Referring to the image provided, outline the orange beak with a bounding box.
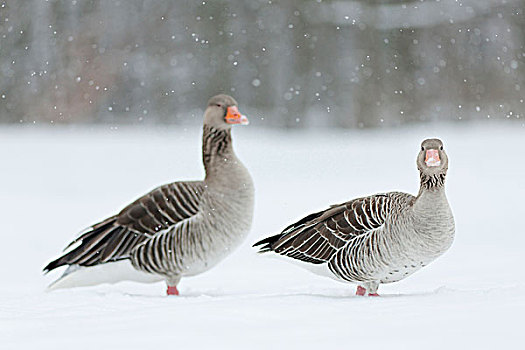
[425,149,441,167]
[225,106,249,125]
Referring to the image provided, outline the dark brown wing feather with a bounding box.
[253,195,391,264]
[43,181,205,272]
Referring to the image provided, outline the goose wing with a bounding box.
[44,181,205,272]
[254,193,403,264]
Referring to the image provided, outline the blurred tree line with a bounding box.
[0,0,523,128]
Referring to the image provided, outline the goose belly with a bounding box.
[328,225,454,284]
[130,218,251,279]
[179,228,248,277]
[376,258,432,283]
[178,198,253,277]
[332,252,442,285]
[374,232,454,283]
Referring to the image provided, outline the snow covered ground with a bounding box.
[1,121,524,349]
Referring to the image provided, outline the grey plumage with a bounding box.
[130,124,254,280]
[44,94,254,294]
[254,138,455,295]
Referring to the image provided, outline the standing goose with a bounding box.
[254,139,454,296]
[44,94,254,295]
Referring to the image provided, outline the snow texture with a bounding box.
[1,122,524,349]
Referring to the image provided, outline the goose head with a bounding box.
[204,94,249,130]
[417,138,449,176]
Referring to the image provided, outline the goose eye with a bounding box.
[440,146,443,150]
[215,104,223,108]
[421,146,424,151]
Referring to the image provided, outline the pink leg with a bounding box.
[356,285,366,296]
[167,285,179,296]
[356,285,380,296]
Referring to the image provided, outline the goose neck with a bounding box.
[417,171,446,196]
[202,125,238,177]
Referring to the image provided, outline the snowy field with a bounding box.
[1,121,524,349]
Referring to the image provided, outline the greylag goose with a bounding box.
[44,94,254,295]
[254,139,454,296]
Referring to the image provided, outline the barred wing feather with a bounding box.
[43,181,205,272]
[254,194,394,264]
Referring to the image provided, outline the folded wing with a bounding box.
[254,194,393,264]
[43,181,205,272]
